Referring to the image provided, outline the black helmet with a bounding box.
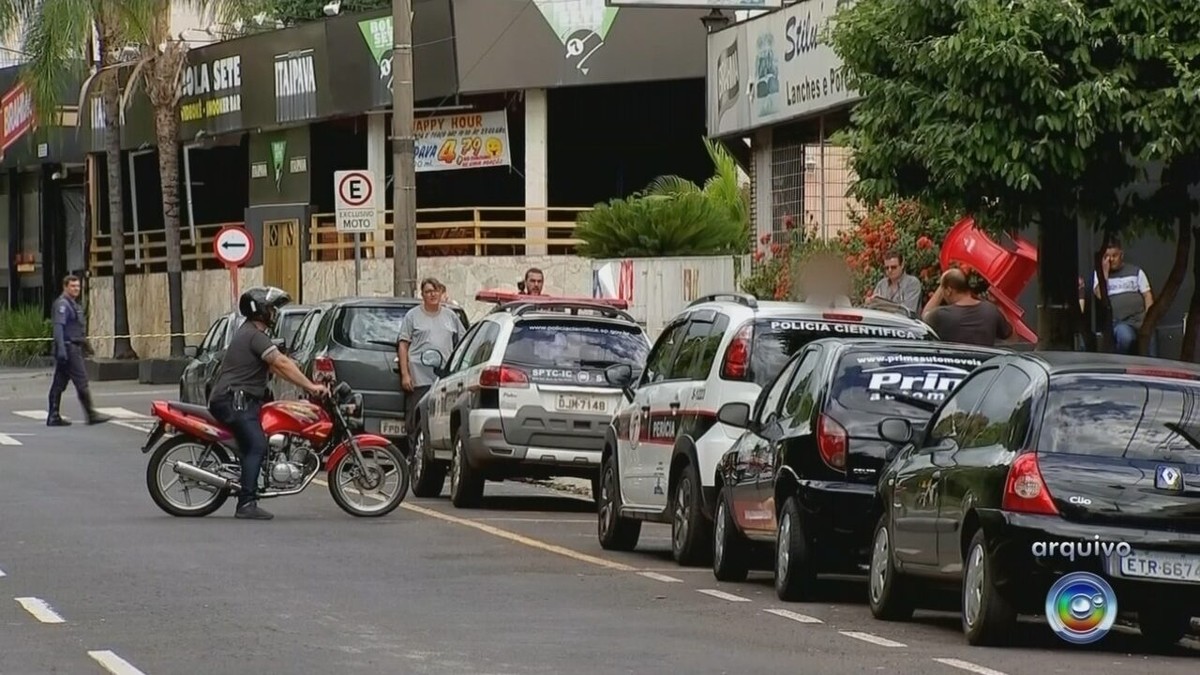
[239,286,291,326]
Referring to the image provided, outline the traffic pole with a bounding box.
[228,264,240,312]
[392,0,418,298]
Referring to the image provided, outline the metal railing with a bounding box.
[87,207,591,276]
[307,207,587,261]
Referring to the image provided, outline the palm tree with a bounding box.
[646,138,751,236]
[13,0,139,359]
[18,1,250,359]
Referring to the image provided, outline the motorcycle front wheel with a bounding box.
[146,436,232,517]
[327,442,410,517]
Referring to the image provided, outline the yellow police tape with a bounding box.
[0,332,209,343]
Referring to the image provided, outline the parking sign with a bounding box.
[334,170,378,233]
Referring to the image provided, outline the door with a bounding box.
[621,319,689,508]
[275,308,322,400]
[673,311,728,442]
[891,367,998,571]
[263,219,302,302]
[758,347,822,529]
[732,352,804,536]
[181,316,228,403]
[430,322,488,449]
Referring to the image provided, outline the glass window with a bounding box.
[503,320,650,369]
[333,305,412,352]
[755,353,805,426]
[641,321,687,385]
[275,310,309,348]
[749,317,934,386]
[1039,375,1200,463]
[463,323,501,370]
[447,323,484,373]
[676,316,730,380]
[200,317,227,353]
[924,367,1000,446]
[831,348,992,417]
[960,367,1033,449]
[781,347,822,421]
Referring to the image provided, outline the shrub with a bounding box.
[575,191,749,259]
[0,306,51,366]
[837,198,958,302]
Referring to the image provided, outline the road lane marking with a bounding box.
[839,631,906,647]
[638,572,683,583]
[764,608,823,623]
[112,421,154,433]
[88,650,148,675]
[474,518,594,523]
[932,658,1009,675]
[0,433,20,445]
[697,589,752,602]
[0,567,6,577]
[15,597,65,624]
[13,407,150,421]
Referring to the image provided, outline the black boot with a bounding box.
[47,396,71,426]
[78,389,111,425]
[235,501,274,520]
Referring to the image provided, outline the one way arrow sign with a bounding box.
[213,225,254,267]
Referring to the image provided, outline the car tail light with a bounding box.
[721,324,753,380]
[823,312,863,322]
[1125,367,1200,380]
[1002,452,1059,515]
[817,414,847,471]
[480,365,529,388]
[313,355,335,383]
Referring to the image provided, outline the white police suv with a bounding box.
[598,293,936,565]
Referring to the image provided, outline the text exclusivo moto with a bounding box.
[140,381,410,517]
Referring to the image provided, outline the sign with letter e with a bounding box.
[334,170,378,233]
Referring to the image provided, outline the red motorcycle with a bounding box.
[140,382,410,518]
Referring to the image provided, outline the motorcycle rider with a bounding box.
[208,286,328,520]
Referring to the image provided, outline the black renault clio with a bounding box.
[870,352,1200,648]
[711,338,1005,600]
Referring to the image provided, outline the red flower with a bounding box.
[770,243,782,256]
[783,214,795,230]
[916,236,933,250]
[760,233,771,245]
[754,250,765,262]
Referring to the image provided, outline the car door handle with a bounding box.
[640,405,651,413]
[932,470,942,478]
[668,400,680,410]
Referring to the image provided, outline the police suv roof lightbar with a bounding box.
[474,289,630,310]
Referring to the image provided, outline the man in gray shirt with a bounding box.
[872,251,923,313]
[1092,242,1154,355]
[923,269,1013,346]
[398,277,466,454]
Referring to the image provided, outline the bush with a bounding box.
[575,191,749,259]
[0,306,51,366]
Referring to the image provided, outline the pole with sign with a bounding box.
[213,225,254,311]
[334,169,378,296]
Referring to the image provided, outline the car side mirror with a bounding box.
[419,349,445,368]
[717,401,752,430]
[605,363,636,401]
[183,345,199,359]
[878,418,913,445]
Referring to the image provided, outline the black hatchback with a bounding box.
[711,338,1005,600]
[869,352,1200,648]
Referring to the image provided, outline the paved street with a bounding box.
[1,374,1197,674]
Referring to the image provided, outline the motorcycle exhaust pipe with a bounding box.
[173,461,237,491]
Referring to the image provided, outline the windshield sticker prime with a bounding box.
[855,354,985,367]
[771,321,920,338]
[862,363,978,401]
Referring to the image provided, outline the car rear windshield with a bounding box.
[333,306,412,352]
[831,349,990,417]
[504,320,649,368]
[750,318,933,386]
[1039,375,1200,463]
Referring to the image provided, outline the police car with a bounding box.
[598,293,937,565]
[409,291,651,508]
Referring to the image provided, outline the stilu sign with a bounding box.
[274,49,318,123]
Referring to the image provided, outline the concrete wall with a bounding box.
[84,256,592,358]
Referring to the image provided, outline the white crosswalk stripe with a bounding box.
[11,407,156,434]
[13,407,152,422]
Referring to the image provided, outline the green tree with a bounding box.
[646,138,750,234]
[231,0,388,27]
[830,0,1137,349]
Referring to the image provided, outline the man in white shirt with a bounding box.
[1092,242,1154,355]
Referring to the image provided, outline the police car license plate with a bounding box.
[556,395,606,413]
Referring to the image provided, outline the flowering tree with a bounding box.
[741,198,964,305]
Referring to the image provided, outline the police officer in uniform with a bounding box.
[208,286,328,520]
[47,274,111,426]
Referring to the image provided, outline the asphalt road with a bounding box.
[1,372,1197,674]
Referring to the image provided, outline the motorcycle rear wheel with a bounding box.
[327,442,410,517]
[146,436,231,517]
